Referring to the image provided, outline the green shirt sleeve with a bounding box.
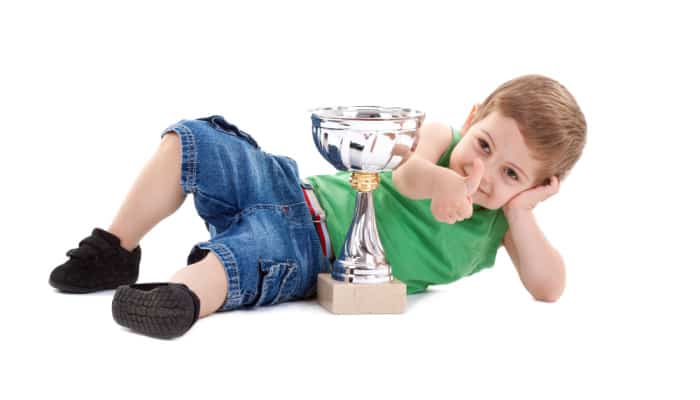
[436,126,462,167]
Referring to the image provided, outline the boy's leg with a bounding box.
[169,251,228,318]
[111,251,227,338]
[108,132,186,251]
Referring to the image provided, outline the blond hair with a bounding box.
[471,74,587,185]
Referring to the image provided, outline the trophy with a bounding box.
[310,106,425,314]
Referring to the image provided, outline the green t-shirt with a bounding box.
[304,126,509,294]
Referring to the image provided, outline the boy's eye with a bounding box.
[478,139,490,154]
[505,168,519,181]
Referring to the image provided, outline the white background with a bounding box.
[2,0,698,399]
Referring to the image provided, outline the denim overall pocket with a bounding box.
[253,258,301,306]
[197,115,260,149]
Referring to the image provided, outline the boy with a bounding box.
[49,74,586,339]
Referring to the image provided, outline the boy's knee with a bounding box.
[160,131,183,160]
[161,131,182,147]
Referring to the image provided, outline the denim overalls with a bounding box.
[161,115,331,312]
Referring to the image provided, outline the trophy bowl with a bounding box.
[310,106,425,284]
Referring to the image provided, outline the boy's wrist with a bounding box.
[503,205,533,222]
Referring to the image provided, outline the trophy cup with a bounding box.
[310,106,425,314]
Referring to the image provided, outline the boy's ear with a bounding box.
[460,103,480,136]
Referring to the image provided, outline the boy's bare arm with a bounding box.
[502,208,566,302]
[392,122,453,200]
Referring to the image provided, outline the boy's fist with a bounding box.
[430,159,484,224]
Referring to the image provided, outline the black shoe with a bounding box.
[112,283,201,339]
[49,228,141,293]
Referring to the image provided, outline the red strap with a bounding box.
[302,188,329,258]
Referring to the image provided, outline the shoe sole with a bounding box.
[49,277,132,293]
[112,285,196,339]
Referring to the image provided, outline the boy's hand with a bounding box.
[503,176,560,214]
[430,159,484,224]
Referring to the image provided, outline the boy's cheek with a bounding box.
[491,193,515,210]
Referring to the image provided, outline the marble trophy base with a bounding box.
[317,273,406,314]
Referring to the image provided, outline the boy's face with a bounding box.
[449,109,543,210]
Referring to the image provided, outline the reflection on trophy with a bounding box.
[310,106,425,314]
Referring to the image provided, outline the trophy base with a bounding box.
[317,273,406,314]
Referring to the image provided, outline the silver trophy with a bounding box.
[311,106,425,286]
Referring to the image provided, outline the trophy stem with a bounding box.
[333,172,392,283]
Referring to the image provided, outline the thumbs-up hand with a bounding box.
[430,159,484,224]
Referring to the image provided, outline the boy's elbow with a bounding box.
[532,285,564,303]
[530,265,566,303]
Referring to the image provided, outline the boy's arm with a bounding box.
[392,121,453,199]
[501,208,566,302]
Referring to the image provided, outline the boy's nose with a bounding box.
[478,166,492,193]
[465,162,491,192]
[479,176,491,193]
[480,158,495,187]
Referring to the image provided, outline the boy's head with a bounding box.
[449,74,587,210]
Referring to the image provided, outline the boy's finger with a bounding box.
[464,159,484,195]
[464,195,474,218]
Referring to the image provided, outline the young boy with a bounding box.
[49,74,586,339]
